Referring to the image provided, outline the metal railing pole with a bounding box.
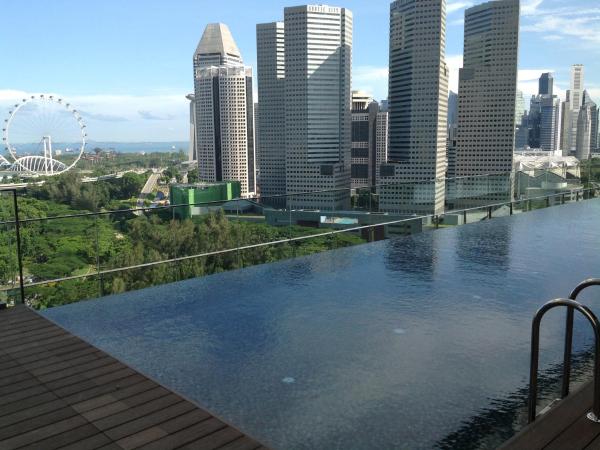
[12,190,25,305]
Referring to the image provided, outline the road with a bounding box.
[134,170,162,215]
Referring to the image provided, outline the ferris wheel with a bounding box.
[2,94,87,176]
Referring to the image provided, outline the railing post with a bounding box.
[12,190,26,305]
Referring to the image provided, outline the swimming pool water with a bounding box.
[43,200,600,449]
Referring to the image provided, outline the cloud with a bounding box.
[80,110,129,122]
[447,54,463,94]
[0,89,189,141]
[521,0,544,15]
[521,4,600,48]
[138,110,176,121]
[447,1,473,14]
[352,66,389,100]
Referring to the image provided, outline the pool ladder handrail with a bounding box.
[527,279,600,424]
[528,298,600,423]
[562,279,600,398]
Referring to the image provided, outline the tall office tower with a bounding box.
[561,92,571,155]
[528,95,542,148]
[515,113,530,149]
[256,22,286,206]
[350,91,389,189]
[539,72,554,96]
[562,64,585,155]
[576,105,592,161]
[583,91,598,153]
[448,91,458,130]
[379,0,449,215]
[539,96,561,152]
[193,23,256,196]
[515,90,525,126]
[283,5,352,210]
[186,94,197,162]
[454,0,519,207]
[528,73,560,152]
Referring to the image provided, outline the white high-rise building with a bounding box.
[256,22,286,206]
[562,64,585,156]
[379,0,449,215]
[576,105,592,161]
[283,5,352,211]
[186,94,197,162]
[193,23,256,196]
[454,0,520,207]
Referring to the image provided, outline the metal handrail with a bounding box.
[0,186,593,227]
[528,298,600,424]
[0,187,596,303]
[562,279,600,397]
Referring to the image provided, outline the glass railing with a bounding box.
[0,169,596,309]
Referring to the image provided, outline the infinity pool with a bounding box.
[43,199,600,449]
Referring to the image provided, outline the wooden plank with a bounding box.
[17,423,104,450]
[0,307,268,450]
[0,414,90,449]
[181,426,243,450]
[0,398,69,430]
[70,379,156,413]
[543,413,600,450]
[216,436,262,450]
[81,386,170,422]
[61,373,147,405]
[102,400,197,441]
[137,417,227,450]
[500,382,593,450]
[93,394,183,431]
[45,432,114,450]
[0,405,78,441]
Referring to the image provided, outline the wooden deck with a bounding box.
[500,381,600,449]
[0,305,268,450]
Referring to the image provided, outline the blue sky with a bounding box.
[1,0,599,142]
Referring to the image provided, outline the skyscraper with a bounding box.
[193,23,256,196]
[576,105,592,161]
[539,95,561,152]
[350,91,388,189]
[256,22,286,205]
[454,0,520,206]
[283,5,352,210]
[379,0,449,215]
[583,90,598,153]
[527,73,560,152]
[539,72,554,96]
[561,64,584,155]
[186,94,197,162]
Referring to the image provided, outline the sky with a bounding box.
[1,0,599,142]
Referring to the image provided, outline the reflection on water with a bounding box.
[43,200,600,450]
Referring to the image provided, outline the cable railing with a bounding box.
[0,169,596,309]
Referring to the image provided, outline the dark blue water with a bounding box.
[43,200,600,449]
